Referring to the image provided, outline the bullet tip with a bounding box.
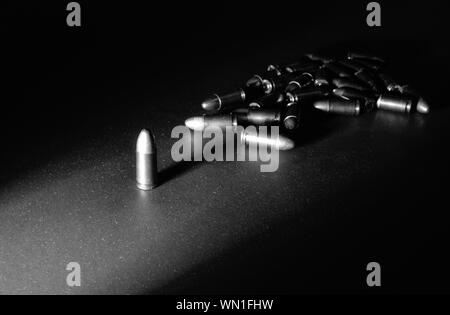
[416,98,430,114]
[313,100,329,112]
[278,136,295,151]
[136,129,155,154]
[185,116,205,131]
[201,95,221,111]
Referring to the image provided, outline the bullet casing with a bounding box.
[286,85,329,103]
[355,69,384,93]
[245,109,281,125]
[351,58,384,71]
[338,59,367,72]
[314,67,332,87]
[285,60,322,74]
[325,61,355,77]
[249,93,284,108]
[378,73,401,91]
[376,94,413,114]
[314,99,361,116]
[241,129,295,151]
[136,129,158,190]
[305,53,334,63]
[283,73,314,94]
[283,102,301,130]
[332,77,369,91]
[347,52,386,64]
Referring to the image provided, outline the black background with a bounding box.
[1,1,450,294]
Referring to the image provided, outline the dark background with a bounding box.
[0,1,449,294]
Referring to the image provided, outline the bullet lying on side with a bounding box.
[241,129,295,151]
[185,109,281,131]
[313,98,362,116]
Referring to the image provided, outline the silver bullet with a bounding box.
[241,129,295,151]
[136,129,158,190]
[376,94,413,114]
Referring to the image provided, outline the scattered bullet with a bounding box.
[241,129,295,151]
[325,61,355,77]
[348,52,386,64]
[332,77,370,91]
[332,87,373,100]
[284,73,315,94]
[416,98,431,114]
[185,114,238,131]
[249,93,284,108]
[351,58,384,71]
[378,73,401,92]
[305,53,334,63]
[397,85,431,114]
[314,99,362,116]
[355,69,384,93]
[136,129,158,191]
[202,85,264,112]
[283,102,301,130]
[286,86,329,104]
[185,109,281,131]
[376,94,413,114]
[338,59,367,72]
[314,67,333,87]
[246,75,265,88]
[285,60,322,74]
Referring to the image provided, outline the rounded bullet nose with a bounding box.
[313,100,329,112]
[284,117,298,130]
[416,98,430,114]
[201,95,221,111]
[185,117,205,131]
[278,136,295,151]
[137,129,155,154]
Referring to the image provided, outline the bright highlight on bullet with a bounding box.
[242,130,294,151]
[185,117,205,131]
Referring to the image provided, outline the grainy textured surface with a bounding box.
[1,2,449,294]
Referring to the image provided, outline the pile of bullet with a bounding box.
[185,52,430,150]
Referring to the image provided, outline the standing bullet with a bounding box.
[313,99,362,116]
[136,129,158,190]
[376,94,413,114]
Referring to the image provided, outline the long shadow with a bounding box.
[158,161,203,186]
